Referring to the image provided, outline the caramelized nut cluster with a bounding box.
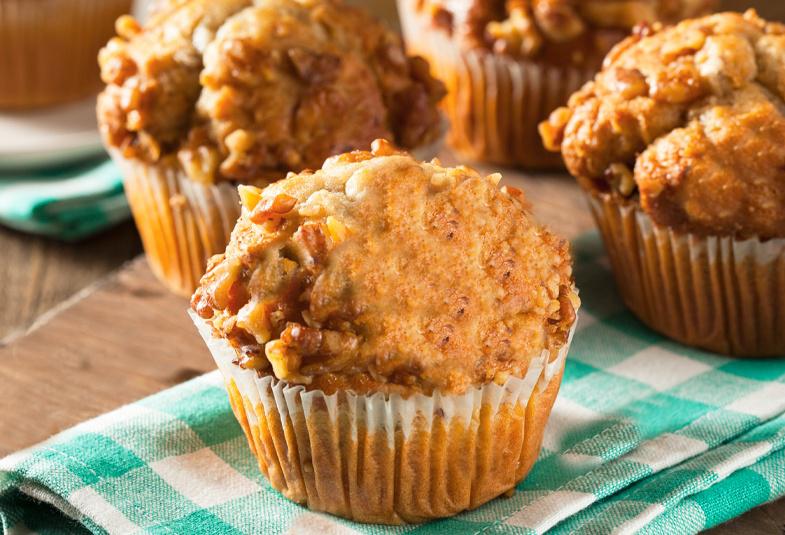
[192,140,578,395]
[541,10,785,239]
[98,0,445,184]
[418,0,714,63]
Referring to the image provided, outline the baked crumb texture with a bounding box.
[415,0,714,64]
[542,10,785,239]
[97,0,445,184]
[191,140,578,395]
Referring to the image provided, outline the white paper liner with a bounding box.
[189,310,576,523]
[588,193,785,357]
[111,150,240,296]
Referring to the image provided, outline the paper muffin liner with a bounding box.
[190,310,576,524]
[588,192,785,357]
[0,0,131,108]
[112,136,445,296]
[397,0,596,169]
[111,151,240,297]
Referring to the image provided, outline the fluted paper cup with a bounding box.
[190,310,576,524]
[0,0,131,108]
[588,192,785,357]
[397,0,595,169]
[111,152,241,297]
[111,133,445,296]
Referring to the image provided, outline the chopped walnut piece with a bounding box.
[415,0,714,62]
[249,194,298,224]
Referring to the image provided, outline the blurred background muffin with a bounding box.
[0,0,132,109]
[190,140,579,523]
[541,10,785,357]
[97,0,446,296]
[397,0,716,169]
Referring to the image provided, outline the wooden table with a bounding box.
[1,0,783,532]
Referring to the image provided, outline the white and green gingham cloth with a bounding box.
[0,159,129,241]
[2,233,785,534]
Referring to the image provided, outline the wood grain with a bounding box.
[0,222,141,343]
[0,256,209,455]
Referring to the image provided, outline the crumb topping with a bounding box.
[191,140,578,395]
[98,0,445,184]
[414,0,714,64]
[541,10,785,239]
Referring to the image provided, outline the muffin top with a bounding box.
[191,140,578,396]
[98,0,445,184]
[541,10,785,239]
[414,0,714,64]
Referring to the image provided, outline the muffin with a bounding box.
[97,0,446,296]
[541,10,785,357]
[0,0,132,108]
[189,140,579,523]
[397,0,716,169]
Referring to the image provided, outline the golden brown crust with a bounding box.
[414,0,715,64]
[192,140,578,395]
[542,10,785,239]
[97,0,445,184]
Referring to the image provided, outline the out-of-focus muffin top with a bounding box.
[413,0,715,64]
[98,0,445,184]
[541,10,785,239]
[191,140,578,396]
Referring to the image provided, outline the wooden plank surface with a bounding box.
[0,222,141,343]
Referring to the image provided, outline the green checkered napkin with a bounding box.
[2,233,785,534]
[0,159,129,241]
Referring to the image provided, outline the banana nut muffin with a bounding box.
[98,0,445,183]
[189,140,579,522]
[192,139,578,395]
[541,10,785,240]
[98,0,446,296]
[397,0,715,169]
[541,10,785,357]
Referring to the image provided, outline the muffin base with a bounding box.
[589,192,785,357]
[113,153,240,296]
[397,0,595,170]
[191,311,575,524]
[113,136,445,297]
[0,0,132,108]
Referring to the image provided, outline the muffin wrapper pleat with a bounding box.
[111,152,240,297]
[0,0,132,108]
[111,137,445,296]
[588,193,785,357]
[397,0,595,169]
[190,310,575,524]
